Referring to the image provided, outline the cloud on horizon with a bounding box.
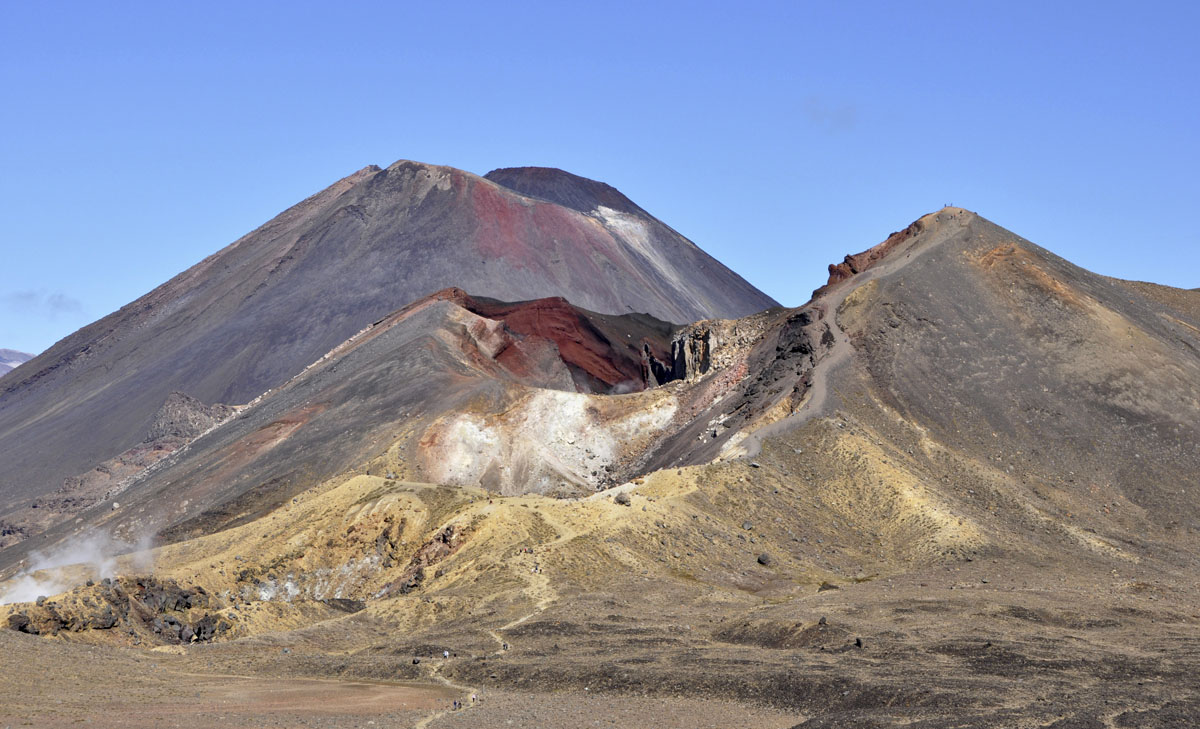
[2,290,86,320]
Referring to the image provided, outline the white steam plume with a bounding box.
[0,531,155,605]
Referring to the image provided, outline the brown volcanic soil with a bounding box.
[0,631,456,728]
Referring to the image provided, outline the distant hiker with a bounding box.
[443,649,450,659]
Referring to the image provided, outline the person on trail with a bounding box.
[443,650,450,659]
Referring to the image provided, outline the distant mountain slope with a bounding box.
[0,161,776,505]
[0,350,32,376]
[482,165,775,321]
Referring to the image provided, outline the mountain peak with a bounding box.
[816,207,980,296]
[483,166,644,216]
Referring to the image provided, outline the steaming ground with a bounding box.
[0,531,154,605]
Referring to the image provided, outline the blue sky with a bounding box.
[2,1,1197,355]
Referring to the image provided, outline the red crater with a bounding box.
[421,288,678,394]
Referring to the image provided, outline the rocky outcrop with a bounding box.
[818,217,926,295]
[145,392,237,442]
[378,524,469,598]
[671,328,712,381]
[668,312,780,383]
[2,576,232,644]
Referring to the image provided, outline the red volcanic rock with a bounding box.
[419,288,677,393]
[817,218,925,295]
[469,297,663,393]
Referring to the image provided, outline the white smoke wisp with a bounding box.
[0,531,156,605]
[609,380,642,395]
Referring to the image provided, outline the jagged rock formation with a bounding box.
[818,218,921,295]
[0,161,777,507]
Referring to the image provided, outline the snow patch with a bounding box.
[592,205,702,312]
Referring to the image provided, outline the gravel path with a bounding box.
[425,689,801,729]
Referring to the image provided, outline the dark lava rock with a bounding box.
[6,575,232,646]
[90,608,117,630]
[133,577,208,612]
[615,492,632,506]
[818,582,839,592]
[145,392,236,442]
[757,553,773,566]
[193,614,230,642]
[7,613,35,634]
